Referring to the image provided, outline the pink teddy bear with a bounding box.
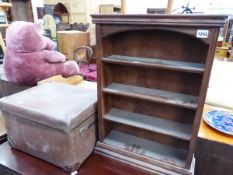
[3,21,79,85]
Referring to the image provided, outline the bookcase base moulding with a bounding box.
[91,14,227,175]
[95,142,195,175]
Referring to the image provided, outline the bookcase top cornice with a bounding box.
[91,14,227,27]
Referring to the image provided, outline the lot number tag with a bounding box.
[196,30,209,38]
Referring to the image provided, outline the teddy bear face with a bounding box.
[6,21,48,52]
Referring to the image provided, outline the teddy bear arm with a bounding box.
[42,50,66,63]
[44,37,56,50]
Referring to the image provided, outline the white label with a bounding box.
[196,30,209,38]
[70,171,78,175]
[132,61,140,64]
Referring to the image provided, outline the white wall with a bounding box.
[124,0,233,15]
[205,0,233,14]
[125,0,167,14]
[31,0,233,23]
[172,0,233,14]
[30,0,233,45]
[100,0,120,5]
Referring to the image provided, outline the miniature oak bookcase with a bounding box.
[91,14,227,175]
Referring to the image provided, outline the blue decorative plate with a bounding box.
[204,110,233,136]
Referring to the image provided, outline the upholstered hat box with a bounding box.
[0,82,97,173]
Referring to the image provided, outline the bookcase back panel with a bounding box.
[104,94,196,124]
[103,63,203,96]
[102,30,209,63]
[107,121,190,149]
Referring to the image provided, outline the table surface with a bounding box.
[198,104,233,145]
[0,142,149,175]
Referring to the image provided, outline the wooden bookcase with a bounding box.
[91,15,227,174]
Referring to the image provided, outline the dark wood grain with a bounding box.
[79,152,154,175]
[10,0,34,22]
[185,28,220,168]
[0,164,21,175]
[103,83,198,109]
[95,24,107,142]
[93,14,226,174]
[0,134,7,144]
[112,122,190,150]
[0,80,31,98]
[0,142,68,175]
[104,62,203,96]
[195,137,233,175]
[102,55,205,73]
[0,142,151,175]
[0,80,31,143]
[91,14,227,27]
[103,130,187,167]
[106,94,196,124]
[102,30,208,64]
[104,108,192,141]
[96,142,193,175]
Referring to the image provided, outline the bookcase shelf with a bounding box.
[104,108,192,141]
[103,83,198,110]
[102,55,205,74]
[103,130,187,167]
[92,14,226,175]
